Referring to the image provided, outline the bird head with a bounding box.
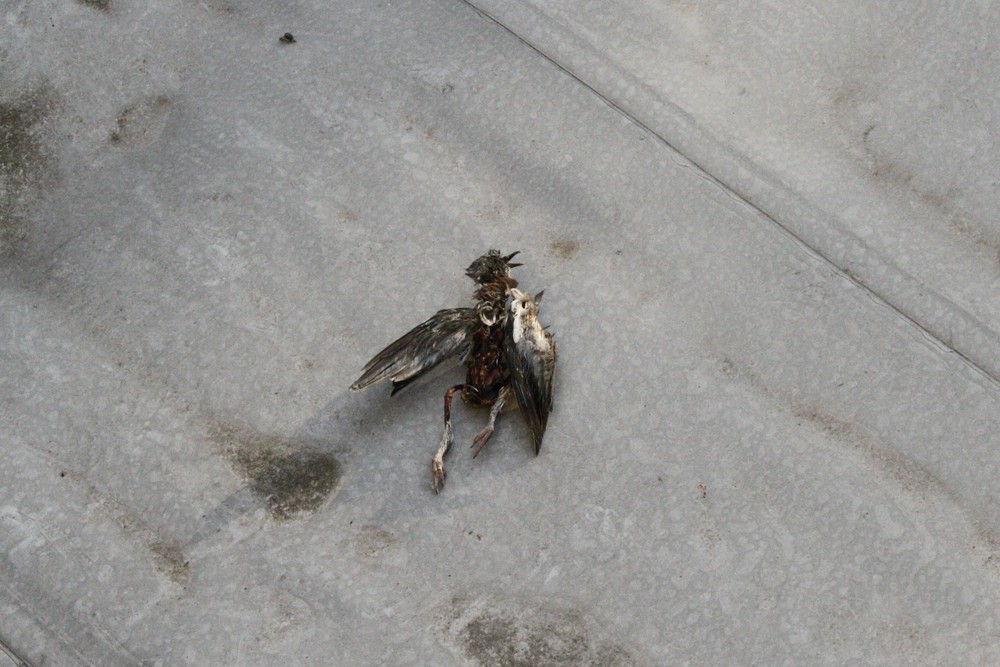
[465,249,522,284]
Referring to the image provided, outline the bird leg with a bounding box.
[432,384,466,493]
[471,385,509,458]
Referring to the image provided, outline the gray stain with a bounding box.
[451,599,634,667]
[76,0,110,10]
[212,422,342,520]
[0,90,52,256]
[110,95,171,149]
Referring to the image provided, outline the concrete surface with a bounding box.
[2,0,1000,664]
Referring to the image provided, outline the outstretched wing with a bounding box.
[350,308,479,394]
[505,321,556,455]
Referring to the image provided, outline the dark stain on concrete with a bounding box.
[714,353,769,396]
[212,422,341,520]
[110,95,171,149]
[0,89,53,256]
[449,598,634,667]
[919,189,1000,263]
[969,520,1000,572]
[149,539,190,584]
[187,0,236,14]
[711,349,948,500]
[791,404,857,442]
[78,475,191,586]
[791,402,947,498]
[712,349,1000,574]
[76,0,110,10]
[859,112,1000,261]
[859,121,913,189]
[548,238,580,261]
[351,525,397,562]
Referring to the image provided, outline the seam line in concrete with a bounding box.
[457,0,1000,390]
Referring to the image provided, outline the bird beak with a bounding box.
[505,251,521,265]
[534,290,544,303]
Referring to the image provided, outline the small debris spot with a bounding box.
[76,0,110,10]
[279,33,296,44]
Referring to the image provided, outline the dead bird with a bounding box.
[350,250,556,492]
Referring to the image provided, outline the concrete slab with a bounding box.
[2,0,999,664]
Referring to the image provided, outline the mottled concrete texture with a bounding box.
[2,0,1000,665]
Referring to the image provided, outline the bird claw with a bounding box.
[471,426,494,458]
[431,458,446,494]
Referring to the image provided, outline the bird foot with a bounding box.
[471,426,494,458]
[431,458,446,494]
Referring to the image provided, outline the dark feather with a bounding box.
[505,316,556,455]
[350,308,479,393]
[390,375,420,396]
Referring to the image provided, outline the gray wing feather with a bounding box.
[350,308,478,393]
[505,323,556,455]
